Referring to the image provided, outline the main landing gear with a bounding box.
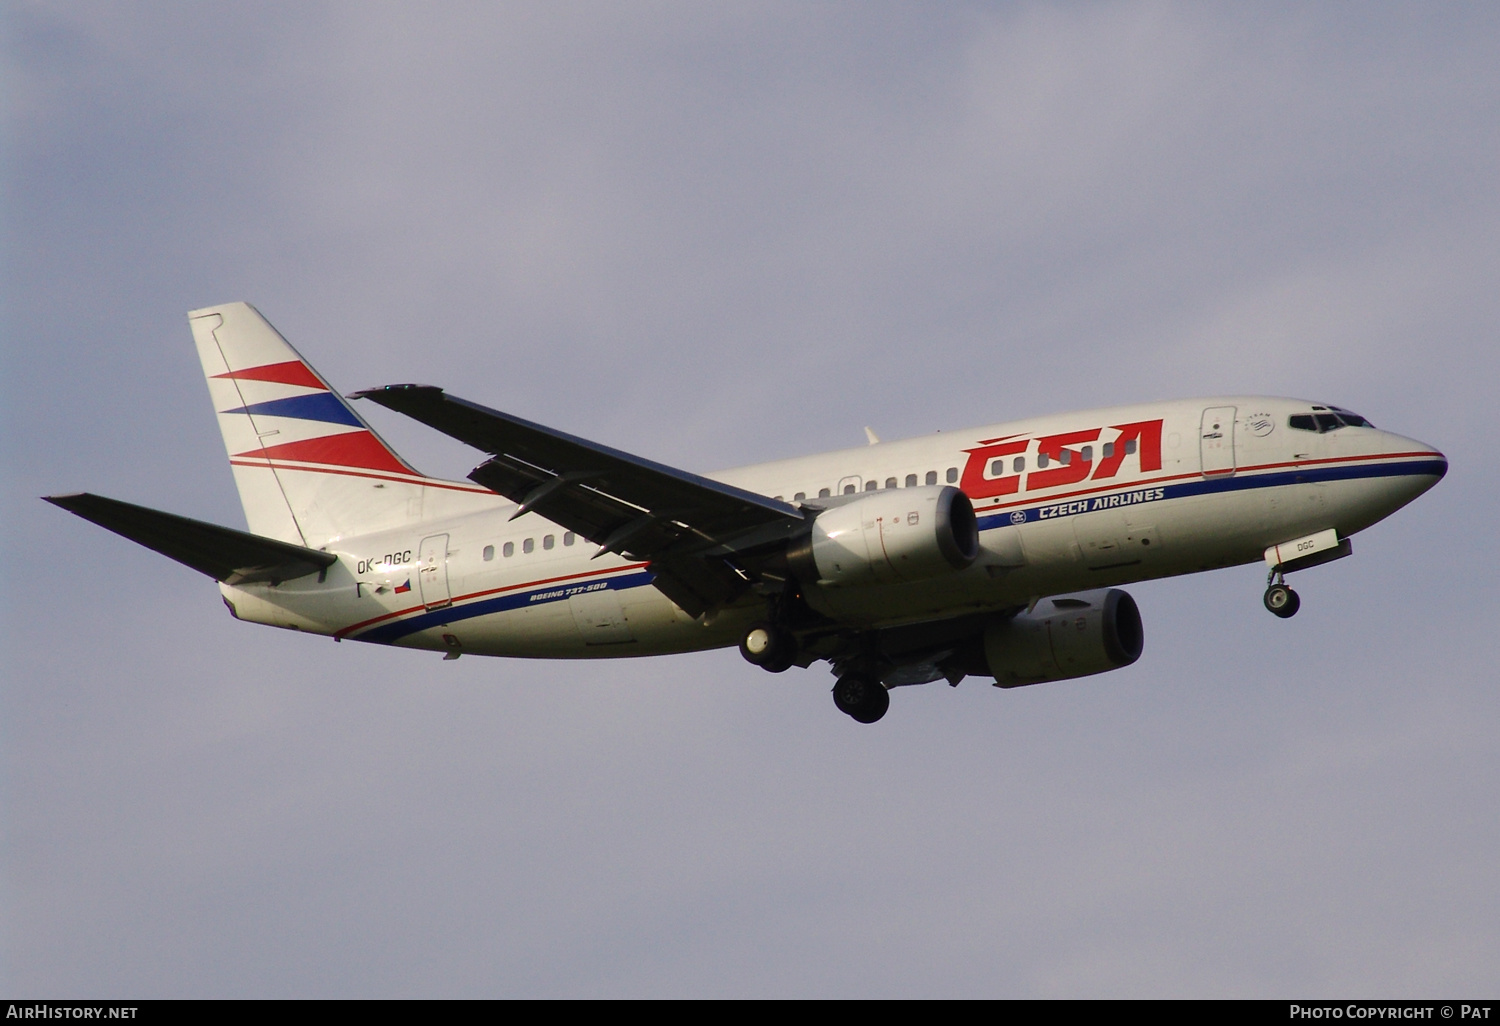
[739,618,890,724]
[739,621,797,674]
[832,673,890,724]
[1263,568,1300,619]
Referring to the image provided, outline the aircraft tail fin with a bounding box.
[189,302,493,545]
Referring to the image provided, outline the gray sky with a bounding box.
[4,2,1497,997]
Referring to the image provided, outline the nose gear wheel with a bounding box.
[1263,568,1300,618]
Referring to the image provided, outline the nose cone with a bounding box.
[1378,430,1447,509]
[1393,432,1447,482]
[1304,421,1445,537]
[1430,449,1449,482]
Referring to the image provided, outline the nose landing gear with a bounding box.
[1263,568,1300,618]
[832,673,890,724]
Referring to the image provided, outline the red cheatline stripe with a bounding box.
[232,431,413,474]
[213,360,325,389]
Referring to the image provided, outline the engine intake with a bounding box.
[985,588,1143,687]
[788,485,979,587]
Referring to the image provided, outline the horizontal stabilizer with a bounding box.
[45,493,337,585]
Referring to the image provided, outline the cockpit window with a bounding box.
[1290,409,1375,433]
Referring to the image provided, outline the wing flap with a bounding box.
[45,493,337,585]
[647,556,751,619]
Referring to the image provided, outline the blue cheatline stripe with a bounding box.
[974,459,1447,531]
[221,392,363,427]
[353,569,657,645]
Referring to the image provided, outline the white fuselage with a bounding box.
[219,396,1445,659]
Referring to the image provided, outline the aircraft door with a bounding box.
[417,534,452,610]
[1200,406,1237,478]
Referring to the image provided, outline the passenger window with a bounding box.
[819,488,831,498]
[1081,446,1092,463]
[794,491,806,501]
[844,483,857,495]
[885,477,897,489]
[865,480,878,491]
[1013,457,1024,473]
[503,541,514,558]
[523,538,535,554]
[925,471,937,486]
[1037,453,1050,469]
[946,467,958,483]
[483,545,495,561]
[905,474,917,487]
[1102,442,1114,459]
[543,535,555,550]
[1060,450,1072,466]
[564,532,575,546]
[989,460,1004,476]
[1125,439,1137,455]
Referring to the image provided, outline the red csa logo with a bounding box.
[959,419,1163,500]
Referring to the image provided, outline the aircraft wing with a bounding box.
[45,493,337,586]
[350,384,808,616]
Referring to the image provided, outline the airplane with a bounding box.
[46,302,1448,724]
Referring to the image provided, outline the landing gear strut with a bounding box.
[739,621,796,673]
[832,673,890,724]
[1263,568,1300,619]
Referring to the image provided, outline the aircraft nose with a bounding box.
[1398,432,1445,474]
[1386,430,1447,494]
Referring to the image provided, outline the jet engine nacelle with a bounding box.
[985,588,1143,687]
[788,485,979,587]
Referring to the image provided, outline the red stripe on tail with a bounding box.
[233,431,413,474]
[213,360,325,389]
